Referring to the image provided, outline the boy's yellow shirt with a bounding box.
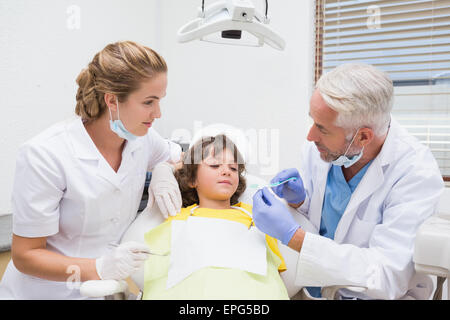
[142,202,289,300]
[166,202,287,272]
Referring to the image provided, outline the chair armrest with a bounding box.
[80,280,128,298]
[321,285,367,300]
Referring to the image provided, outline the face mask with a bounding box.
[331,128,364,168]
[108,98,138,141]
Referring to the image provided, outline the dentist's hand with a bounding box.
[95,242,151,280]
[252,188,301,245]
[270,168,306,205]
[147,162,182,219]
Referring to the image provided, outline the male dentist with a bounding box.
[252,63,445,300]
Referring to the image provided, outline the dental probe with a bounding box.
[248,177,298,189]
[108,243,168,256]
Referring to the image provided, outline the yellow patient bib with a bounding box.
[142,202,289,300]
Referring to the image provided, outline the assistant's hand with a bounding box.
[95,242,151,280]
[252,187,301,245]
[270,168,306,205]
[147,162,182,219]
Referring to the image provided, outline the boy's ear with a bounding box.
[188,180,197,188]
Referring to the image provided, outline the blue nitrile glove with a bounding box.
[270,168,306,204]
[252,187,301,245]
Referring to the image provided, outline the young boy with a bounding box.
[142,135,289,299]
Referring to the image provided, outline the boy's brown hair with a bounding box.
[174,134,246,207]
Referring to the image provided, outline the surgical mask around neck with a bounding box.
[108,98,138,141]
[331,129,364,168]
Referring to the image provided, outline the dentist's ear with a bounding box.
[358,127,374,148]
[104,93,119,112]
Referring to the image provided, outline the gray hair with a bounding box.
[316,63,393,138]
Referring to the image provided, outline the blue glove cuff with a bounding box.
[284,186,306,205]
[281,225,301,245]
[289,191,306,205]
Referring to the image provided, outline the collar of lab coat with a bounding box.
[68,117,142,160]
[67,117,143,188]
[375,115,401,168]
[332,115,401,242]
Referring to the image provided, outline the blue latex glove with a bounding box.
[252,187,301,245]
[270,168,306,204]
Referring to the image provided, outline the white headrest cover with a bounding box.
[189,123,249,162]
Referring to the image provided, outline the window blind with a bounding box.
[315,0,450,179]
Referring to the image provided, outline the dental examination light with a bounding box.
[177,0,285,50]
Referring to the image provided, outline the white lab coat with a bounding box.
[0,117,181,299]
[293,118,444,300]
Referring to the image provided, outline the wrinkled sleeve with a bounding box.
[12,143,65,237]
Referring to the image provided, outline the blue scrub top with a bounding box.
[307,160,373,298]
[319,160,373,239]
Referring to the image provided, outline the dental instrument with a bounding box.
[108,243,168,256]
[249,177,297,189]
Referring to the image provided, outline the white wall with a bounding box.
[0,0,315,215]
[0,0,161,215]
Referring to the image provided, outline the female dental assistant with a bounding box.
[0,41,181,299]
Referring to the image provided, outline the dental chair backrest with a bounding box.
[119,173,307,298]
[437,188,450,216]
[120,173,266,291]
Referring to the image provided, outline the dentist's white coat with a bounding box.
[293,118,444,299]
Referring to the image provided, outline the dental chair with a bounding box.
[80,173,366,300]
[80,175,450,300]
[80,174,275,299]
[413,188,450,300]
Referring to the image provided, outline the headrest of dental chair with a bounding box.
[120,173,267,291]
[121,172,313,298]
[189,123,250,163]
